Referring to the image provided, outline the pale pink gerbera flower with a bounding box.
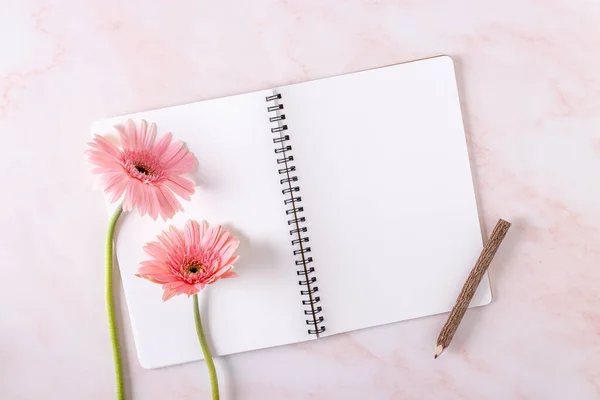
[86,119,196,220]
[137,220,240,301]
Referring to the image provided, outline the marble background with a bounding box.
[1,0,599,399]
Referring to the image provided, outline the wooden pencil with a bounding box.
[434,218,511,359]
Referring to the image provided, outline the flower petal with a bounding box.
[220,270,238,279]
[202,224,221,249]
[143,241,168,261]
[137,120,147,150]
[184,220,201,247]
[221,254,240,270]
[88,134,122,159]
[137,181,149,216]
[162,281,187,290]
[163,227,186,254]
[199,220,207,239]
[182,283,203,297]
[214,232,240,263]
[103,173,129,203]
[163,175,195,201]
[146,184,160,220]
[212,265,235,279]
[122,180,137,211]
[160,141,186,166]
[154,186,174,220]
[157,185,183,219]
[144,122,157,149]
[168,152,196,175]
[137,264,178,283]
[88,157,123,174]
[153,132,172,155]
[162,288,178,301]
[125,119,137,150]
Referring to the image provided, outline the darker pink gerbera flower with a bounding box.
[86,119,196,220]
[137,220,240,301]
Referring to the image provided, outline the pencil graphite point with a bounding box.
[434,345,444,359]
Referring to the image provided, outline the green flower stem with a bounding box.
[106,204,125,400]
[193,294,219,400]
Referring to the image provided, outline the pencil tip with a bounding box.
[434,345,444,359]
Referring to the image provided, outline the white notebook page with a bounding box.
[92,91,311,369]
[278,56,491,336]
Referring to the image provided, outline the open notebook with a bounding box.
[92,55,491,369]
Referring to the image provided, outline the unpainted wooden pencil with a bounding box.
[435,219,511,359]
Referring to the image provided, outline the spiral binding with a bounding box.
[266,92,326,337]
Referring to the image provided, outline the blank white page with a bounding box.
[91,91,311,369]
[277,56,491,336]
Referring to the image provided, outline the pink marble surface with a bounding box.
[1,0,600,399]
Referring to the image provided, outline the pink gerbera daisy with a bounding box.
[137,220,240,301]
[86,119,196,220]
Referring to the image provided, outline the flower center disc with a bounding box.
[187,265,202,274]
[135,165,150,175]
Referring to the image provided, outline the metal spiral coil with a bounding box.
[266,92,326,337]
